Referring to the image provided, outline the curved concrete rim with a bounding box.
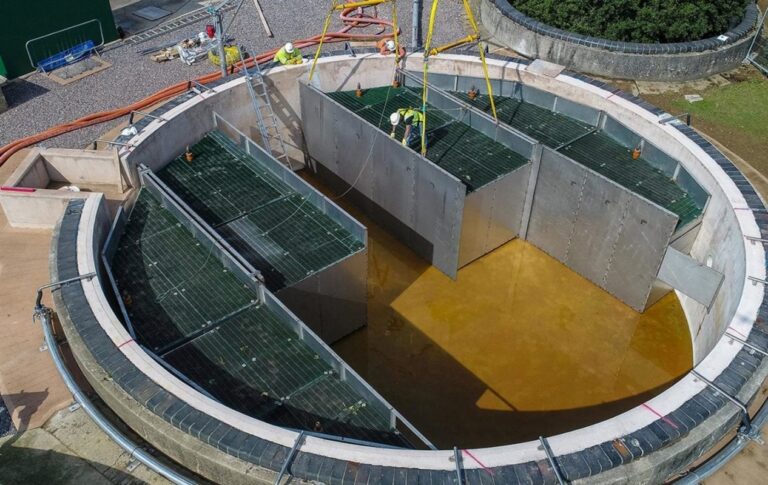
[483,0,759,54]
[67,53,766,472]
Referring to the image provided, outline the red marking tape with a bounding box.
[1,186,36,192]
[117,338,135,349]
[462,449,495,476]
[641,403,679,429]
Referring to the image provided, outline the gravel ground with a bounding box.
[0,0,467,150]
[0,394,15,438]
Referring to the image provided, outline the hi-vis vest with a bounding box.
[398,108,423,125]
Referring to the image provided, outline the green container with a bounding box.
[0,55,7,78]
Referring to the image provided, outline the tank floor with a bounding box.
[301,171,693,448]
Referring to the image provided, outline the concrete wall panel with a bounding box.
[566,172,630,284]
[300,82,466,277]
[605,196,678,310]
[526,149,585,261]
[527,148,677,310]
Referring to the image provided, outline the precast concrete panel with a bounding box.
[565,171,632,284]
[277,250,367,344]
[411,148,467,277]
[605,197,678,310]
[641,142,678,177]
[520,84,557,111]
[553,97,600,126]
[300,82,466,277]
[602,116,642,150]
[526,148,678,310]
[525,148,586,261]
[458,164,530,267]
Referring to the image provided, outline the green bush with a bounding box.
[510,0,750,43]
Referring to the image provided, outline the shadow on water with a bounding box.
[305,169,693,449]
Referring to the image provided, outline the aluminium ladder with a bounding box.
[240,49,292,169]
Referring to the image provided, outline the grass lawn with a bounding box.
[643,67,768,176]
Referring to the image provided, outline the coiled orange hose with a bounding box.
[0,7,399,165]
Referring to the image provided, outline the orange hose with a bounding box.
[0,7,399,165]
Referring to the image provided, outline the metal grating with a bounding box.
[157,131,364,290]
[111,190,407,446]
[113,191,256,351]
[561,133,702,227]
[328,86,529,192]
[453,92,593,147]
[454,91,703,227]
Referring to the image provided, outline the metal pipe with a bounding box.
[412,0,422,50]
[725,332,768,357]
[691,370,752,432]
[213,9,228,78]
[35,273,97,311]
[274,431,305,485]
[539,436,566,485]
[675,392,768,484]
[33,305,196,485]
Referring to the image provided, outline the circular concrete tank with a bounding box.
[51,52,768,484]
[473,0,760,81]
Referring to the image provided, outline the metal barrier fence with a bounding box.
[25,19,104,71]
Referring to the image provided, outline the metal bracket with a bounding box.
[748,276,768,286]
[745,235,768,244]
[93,140,133,150]
[539,436,567,485]
[659,113,692,126]
[274,431,305,485]
[725,332,768,357]
[453,446,463,484]
[129,110,167,125]
[344,42,356,58]
[691,370,754,434]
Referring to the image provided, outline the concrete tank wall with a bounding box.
[474,0,760,81]
[88,53,768,484]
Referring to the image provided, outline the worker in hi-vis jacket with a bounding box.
[274,42,303,65]
[389,107,424,147]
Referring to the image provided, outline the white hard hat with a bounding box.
[385,40,395,51]
[284,42,295,54]
[390,112,401,125]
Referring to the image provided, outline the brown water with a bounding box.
[302,173,693,449]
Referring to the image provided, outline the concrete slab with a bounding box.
[0,407,169,484]
[0,151,72,431]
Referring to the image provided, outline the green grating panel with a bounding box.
[220,194,363,287]
[112,190,408,446]
[452,91,704,227]
[112,191,256,351]
[328,86,529,192]
[157,131,364,290]
[453,92,594,148]
[561,133,702,227]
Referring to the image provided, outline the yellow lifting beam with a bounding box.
[420,0,498,155]
[309,0,400,82]
[332,0,388,10]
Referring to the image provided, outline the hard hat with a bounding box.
[390,112,401,125]
[385,40,395,51]
[284,42,295,54]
